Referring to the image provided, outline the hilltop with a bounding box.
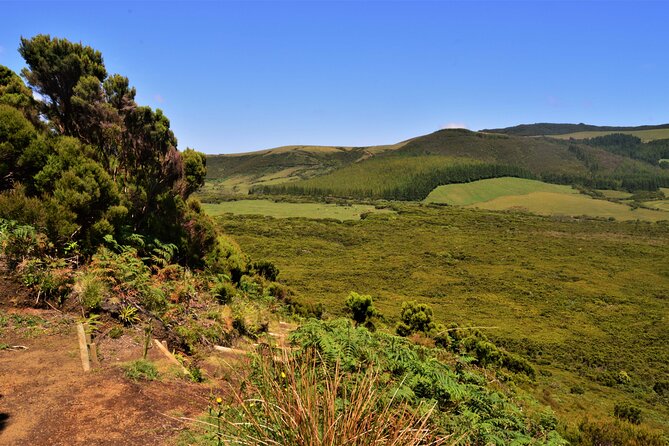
[481,122,669,137]
[482,122,669,142]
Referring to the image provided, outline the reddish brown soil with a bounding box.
[0,273,221,446]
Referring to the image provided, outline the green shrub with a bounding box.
[653,380,669,396]
[396,300,435,336]
[211,280,236,304]
[570,385,585,395]
[251,260,279,281]
[288,319,564,444]
[108,326,123,339]
[344,291,378,328]
[19,258,73,305]
[75,272,108,311]
[0,218,45,269]
[613,402,642,425]
[118,305,140,326]
[267,282,290,300]
[124,359,159,381]
[231,301,269,339]
[573,418,666,446]
[238,274,262,297]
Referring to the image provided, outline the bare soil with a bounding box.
[0,273,221,446]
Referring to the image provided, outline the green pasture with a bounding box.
[597,189,634,199]
[217,203,669,432]
[643,200,669,212]
[202,199,392,220]
[424,177,577,206]
[470,191,669,221]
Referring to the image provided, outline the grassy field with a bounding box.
[202,199,392,220]
[217,203,669,433]
[423,177,669,221]
[471,191,669,221]
[549,128,669,142]
[643,200,669,212]
[425,177,577,206]
[597,189,634,199]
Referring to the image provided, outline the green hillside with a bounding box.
[252,129,669,200]
[550,128,669,142]
[483,122,669,138]
[204,141,411,196]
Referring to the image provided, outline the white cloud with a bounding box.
[441,122,467,129]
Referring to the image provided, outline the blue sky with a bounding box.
[1,1,668,154]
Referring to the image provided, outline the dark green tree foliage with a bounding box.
[585,133,669,167]
[396,300,436,336]
[0,104,40,190]
[344,291,378,328]
[182,148,207,196]
[0,36,210,262]
[19,35,106,134]
[255,162,534,201]
[613,403,642,425]
[0,65,40,125]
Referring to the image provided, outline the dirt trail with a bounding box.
[0,281,215,446]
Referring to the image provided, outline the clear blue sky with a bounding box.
[1,1,668,154]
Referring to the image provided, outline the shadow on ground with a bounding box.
[0,412,9,432]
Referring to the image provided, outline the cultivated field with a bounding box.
[202,199,392,220]
[472,191,669,221]
[425,177,577,206]
[423,177,669,221]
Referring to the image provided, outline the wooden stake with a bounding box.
[153,339,190,375]
[214,345,247,356]
[89,343,100,366]
[84,324,92,345]
[76,323,90,372]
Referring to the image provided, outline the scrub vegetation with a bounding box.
[217,204,669,441]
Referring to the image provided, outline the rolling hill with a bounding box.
[203,126,669,201]
[482,122,669,139]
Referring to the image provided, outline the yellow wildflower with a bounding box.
[216,397,223,404]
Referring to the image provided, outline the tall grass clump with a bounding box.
[207,349,448,446]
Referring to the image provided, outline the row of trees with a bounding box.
[0,36,212,265]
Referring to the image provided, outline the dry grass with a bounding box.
[210,350,450,446]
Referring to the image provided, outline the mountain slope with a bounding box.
[204,127,669,201]
[482,122,669,137]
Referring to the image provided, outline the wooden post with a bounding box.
[153,339,190,375]
[76,323,90,372]
[89,343,100,366]
[84,323,92,345]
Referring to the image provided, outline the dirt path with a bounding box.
[0,305,216,446]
